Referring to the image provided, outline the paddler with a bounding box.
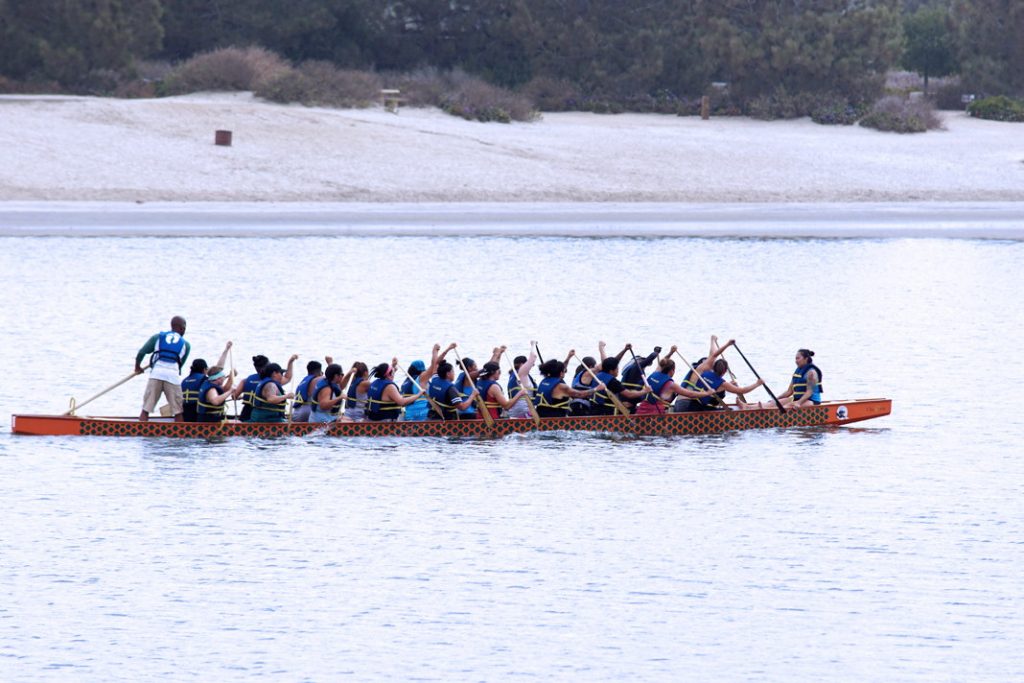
[366,360,425,421]
[774,349,823,408]
[343,362,371,421]
[234,353,298,421]
[591,357,648,415]
[533,359,603,417]
[506,349,538,419]
[427,360,477,420]
[196,366,236,422]
[475,362,527,420]
[249,363,295,423]
[292,359,327,423]
[635,357,714,415]
[135,316,190,422]
[181,341,232,422]
[310,363,353,423]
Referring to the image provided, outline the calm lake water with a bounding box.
[1,235,1022,681]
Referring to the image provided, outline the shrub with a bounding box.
[256,61,381,107]
[933,80,967,111]
[386,67,451,107]
[810,94,867,125]
[746,87,812,120]
[859,95,942,133]
[967,95,1024,122]
[161,46,290,95]
[440,74,538,123]
[519,76,581,112]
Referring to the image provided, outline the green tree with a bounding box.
[952,0,1024,96]
[0,0,162,84]
[902,6,957,92]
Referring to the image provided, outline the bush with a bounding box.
[256,61,381,107]
[386,67,451,107]
[161,46,290,95]
[746,87,810,120]
[933,80,967,111]
[810,94,867,125]
[440,74,538,123]
[859,95,942,133]
[967,95,1024,122]
[519,76,581,112]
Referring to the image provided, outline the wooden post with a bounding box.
[700,96,710,120]
[215,130,232,146]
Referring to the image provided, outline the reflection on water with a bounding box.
[1,235,1022,681]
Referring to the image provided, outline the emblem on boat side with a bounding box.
[836,406,848,420]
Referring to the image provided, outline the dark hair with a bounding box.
[513,355,527,367]
[306,360,322,375]
[798,349,815,360]
[461,358,477,371]
[659,358,675,374]
[325,363,343,382]
[477,361,500,380]
[540,359,565,378]
[252,355,269,370]
[371,362,390,378]
[601,357,619,373]
[437,361,453,379]
[189,358,208,374]
[351,361,368,378]
[260,362,283,379]
[712,359,729,376]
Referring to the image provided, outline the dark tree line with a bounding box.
[1,0,1021,99]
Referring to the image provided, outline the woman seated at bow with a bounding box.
[774,348,823,409]
[196,366,236,423]
[533,359,603,417]
[366,360,425,422]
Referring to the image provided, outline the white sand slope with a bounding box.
[2,92,1023,203]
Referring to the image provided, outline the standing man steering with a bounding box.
[135,316,190,422]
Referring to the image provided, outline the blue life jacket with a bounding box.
[196,378,227,418]
[593,370,620,410]
[698,371,726,407]
[240,373,261,407]
[508,372,536,397]
[153,331,186,367]
[454,372,477,416]
[367,378,401,420]
[346,376,367,410]
[476,379,500,413]
[181,372,206,407]
[428,376,461,420]
[792,364,823,403]
[680,367,702,393]
[253,378,286,415]
[534,377,570,417]
[295,374,316,406]
[646,371,672,405]
[311,378,341,415]
[400,376,428,421]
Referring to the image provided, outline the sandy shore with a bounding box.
[1,92,1022,236]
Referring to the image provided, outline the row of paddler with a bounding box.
[178,338,823,425]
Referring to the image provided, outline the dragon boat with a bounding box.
[11,398,890,437]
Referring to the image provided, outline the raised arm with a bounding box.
[215,341,233,369]
[283,354,299,383]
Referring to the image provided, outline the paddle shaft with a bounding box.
[396,364,444,419]
[503,349,542,426]
[671,350,729,408]
[570,352,629,416]
[66,371,139,415]
[732,343,786,413]
[453,349,495,428]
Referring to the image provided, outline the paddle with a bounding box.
[671,349,729,409]
[626,347,672,408]
[732,343,786,413]
[503,348,541,426]
[453,348,495,428]
[228,345,239,418]
[715,338,747,406]
[395,362,443,420]
[65,371,139,415]
[569,351,628,416]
